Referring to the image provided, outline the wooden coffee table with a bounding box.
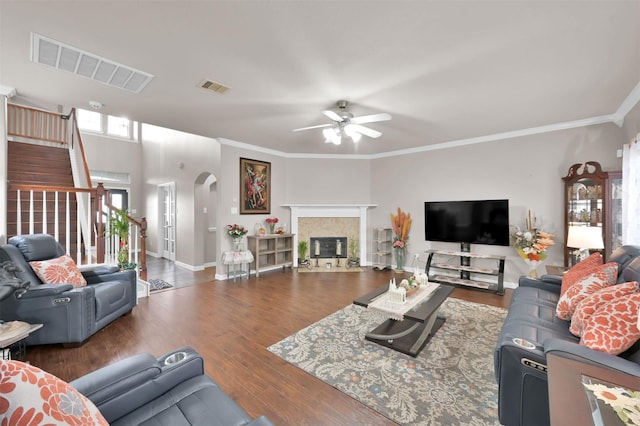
[353,283,454,357]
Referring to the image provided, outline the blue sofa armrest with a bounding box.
[70,353,161,402]
[79,264,120,279]
[544,338,640,376]
[17,283,74,298]
[518,275,562,294]
[84,268,136,285]
[73,347,206,422]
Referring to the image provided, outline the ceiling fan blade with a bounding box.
[293,123,332,132]
[350,124,382,139]
[351,112,392,125]
[323,110,344,122]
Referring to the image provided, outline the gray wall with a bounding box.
[75,100,639,286]
[369,122,625,284]
[139,124,221,269]
[80,131,143,217]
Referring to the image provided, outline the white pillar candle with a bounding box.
[315,240,320,256]
[336,240,342,256]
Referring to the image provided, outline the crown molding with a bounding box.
[219,80,640,160]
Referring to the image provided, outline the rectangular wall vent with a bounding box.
[31,33,154,94]
[198,79,230,94]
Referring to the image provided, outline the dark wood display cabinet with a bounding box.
[562,162,622,266]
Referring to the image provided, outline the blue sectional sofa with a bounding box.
[494,245,640,426]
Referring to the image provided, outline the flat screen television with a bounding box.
[424,199,510,247]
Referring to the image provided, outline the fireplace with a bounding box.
[310,237,348,259]
[283,204,377,267]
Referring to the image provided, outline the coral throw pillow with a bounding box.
[560,252,604,296]
[580,293,640,355]
[556,262,618,320]
[569,281,639,337]
[0,360,108,425]
[29,254,87,287]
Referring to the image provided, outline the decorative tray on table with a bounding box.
[388,272,429,303]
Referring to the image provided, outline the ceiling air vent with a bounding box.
[31,33,154,93]
[198,79,230,94]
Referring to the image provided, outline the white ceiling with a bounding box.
[1,1,639,156]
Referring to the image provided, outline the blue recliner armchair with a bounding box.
[0,234,137,346]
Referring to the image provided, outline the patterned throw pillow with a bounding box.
[569,281,639,336]
[0,360,108,425]
[556,262,618,320]
[580,293,640,355]
[560,252,604,296]
[29,254,87,287]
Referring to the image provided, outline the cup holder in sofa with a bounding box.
[512,338,536,350]
[164,351,188,366]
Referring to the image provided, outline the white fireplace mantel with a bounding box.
[283,204,377,265]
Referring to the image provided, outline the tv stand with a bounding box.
[425,249,505,295]
[460,242,471,280]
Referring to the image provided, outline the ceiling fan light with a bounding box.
[344,124,356,136]
[350,132,362,143]
[322,127,334,140]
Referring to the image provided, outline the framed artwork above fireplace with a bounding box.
[240,157,270,214]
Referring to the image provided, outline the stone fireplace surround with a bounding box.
[284,204,377,267]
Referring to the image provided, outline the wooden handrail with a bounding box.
[97,183,147,271]
[7,104,68,145]
[69,108,93,187]
[8,183,96,193]
[8,182,104,264]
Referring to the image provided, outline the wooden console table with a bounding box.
[247,234,294,277]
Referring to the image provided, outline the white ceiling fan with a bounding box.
[293,100,392,145]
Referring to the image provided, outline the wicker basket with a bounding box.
[406,286,420,298]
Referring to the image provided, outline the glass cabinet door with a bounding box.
[567,179,604,227]
[607,171,623,257]
[563,162,608,267]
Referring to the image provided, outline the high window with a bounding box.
[77,108,138,141]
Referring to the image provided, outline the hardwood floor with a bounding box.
[24,260,513,425]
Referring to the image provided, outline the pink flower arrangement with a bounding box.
[265,217,279,225]
[226,224,248,238]
[393,240,405,249]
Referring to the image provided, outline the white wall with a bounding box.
[368,122,625,285]
[217,144,290,254]
[75,100,640,286]
[80,132,143,216]
[285,158,372,204]
[139,124,221,269]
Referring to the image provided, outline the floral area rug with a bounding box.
[268,298,507,425]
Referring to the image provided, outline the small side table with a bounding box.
[0,322,43,360]
[545,265,570,276]
[222,251,254,282]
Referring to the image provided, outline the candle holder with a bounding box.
[336,256,341,267]
[315,255,320,268]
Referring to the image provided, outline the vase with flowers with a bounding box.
[391,207,412,272]
[226,224,248,251]
[510,210,555,278]
[265,217,279,234]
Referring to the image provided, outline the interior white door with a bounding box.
[158,182,176,260]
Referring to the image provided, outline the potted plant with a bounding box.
[347,237,360,268]
[108,209,135,270]
[298,240,311,268]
